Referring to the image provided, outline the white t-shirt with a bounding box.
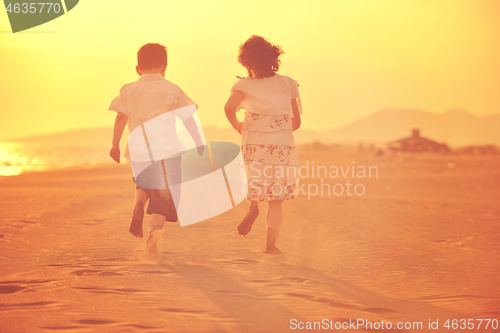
[109,73,197,161]
[231,74,301,116]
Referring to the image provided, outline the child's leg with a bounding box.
[265,200,283,254]
[130,187,149,238]
[144,188,177,255]
[238,201,259,236]
[150,213,166,232]
[145,213,166,254]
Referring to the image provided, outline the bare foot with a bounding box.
[265,228,282,254]
[238,205,259,236]
[145,230,161,254]
[129,209,144,238]
[146,243,158,254]
[264,245,283,254]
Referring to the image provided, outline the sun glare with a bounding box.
[1,0,499,140]
[0,142,26,176]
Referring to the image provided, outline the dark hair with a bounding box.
[137,43,168,70]
[238,35,284,78]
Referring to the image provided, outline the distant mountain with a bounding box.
[11,109,500,147]
[13,126,242,147]
[205,108,500,146]
[14,127,119,147]
[323,109,500,146]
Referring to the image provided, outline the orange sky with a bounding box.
[1,0,499,140]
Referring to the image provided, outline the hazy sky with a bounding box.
[1,0,499,140]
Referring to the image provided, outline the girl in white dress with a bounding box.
[224,35,302,254]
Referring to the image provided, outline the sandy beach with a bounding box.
[1,147,499,332]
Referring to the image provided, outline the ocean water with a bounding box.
[0,120,209,177]
[0,141,114,176]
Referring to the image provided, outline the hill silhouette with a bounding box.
[324,108,500,146]
[11,109,500,147]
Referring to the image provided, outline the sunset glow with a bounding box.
[1,2,500,330]
[1,0,499,140]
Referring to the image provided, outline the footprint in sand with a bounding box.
[285,292,396,315]
[70,269,124,277]
[42,321,160,331]
[72,286,150,295]
[159,308,207,314]
[120,324,160,329]
[142,270,173,275]
[81,219,107,226]
[213,290,254,299]
[41,320,118,331]
[46,263,90,268]
[157,308,228,320]
[0,279,57,294]
[14,220,39,224]
[0,301,59,311]
[77,319,117,325]
[430,235,476,249]
[41,326,88,331]
[0,285,27,294]
[249,276,315,290]
[284,277,310,283]
[3,220,40,230]
[217,258,261,265]
[417,294,497,302]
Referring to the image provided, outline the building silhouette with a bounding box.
[389,129,450,153]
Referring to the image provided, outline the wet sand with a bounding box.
[1,149,499,332]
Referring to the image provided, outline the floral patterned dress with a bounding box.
[231,74,301,201]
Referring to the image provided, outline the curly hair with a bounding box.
[137,43,168,70]
[238,35,284,78]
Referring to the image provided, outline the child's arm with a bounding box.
[291,98,301,131]
[224,91,244,134]
[182,116,205,155]
[110,112,128,163]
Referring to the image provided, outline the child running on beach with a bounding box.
[109,43,204,251]
[224,35,302,254]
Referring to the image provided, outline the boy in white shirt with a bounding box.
[109,43,203,251]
